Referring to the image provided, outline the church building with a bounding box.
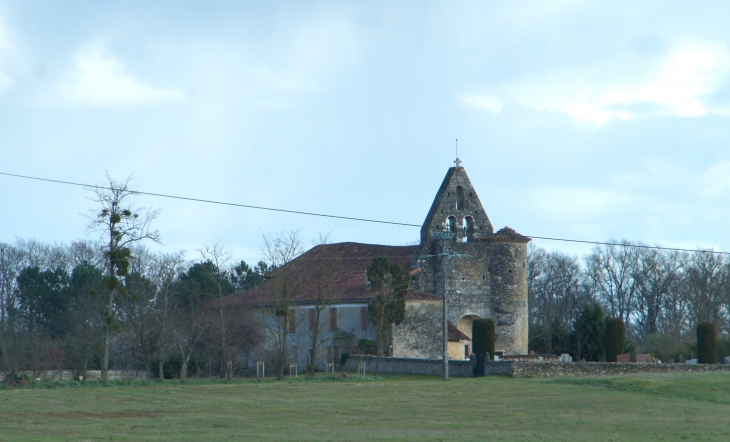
[227,161,530,367]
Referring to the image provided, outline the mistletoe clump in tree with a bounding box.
[86,174,160,382]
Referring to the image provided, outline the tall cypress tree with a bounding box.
[605,317,626,362]
[472,318,495,376]
[697,322,717,364]
[571,303,606,362]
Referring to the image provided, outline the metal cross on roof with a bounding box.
[454,157,462,168]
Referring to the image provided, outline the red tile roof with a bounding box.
[486,226,531,243]
[448,322,471,342]
[226,242,419,306]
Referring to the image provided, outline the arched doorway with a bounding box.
[447,314,479,360]
[457,315,480,341]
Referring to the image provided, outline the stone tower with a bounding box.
[486,227,530,354]
[399,160,530,357]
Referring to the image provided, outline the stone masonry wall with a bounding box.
[488,240,529,355]
[485,361,730,378]
[342,356,473,377]
[392,301,443,359]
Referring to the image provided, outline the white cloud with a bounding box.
[0,21,17,94]
[458,41,730,123]
[61,42,186,107]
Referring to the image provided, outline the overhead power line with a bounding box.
[527,236,730,256]
[1,171,728,256]
[0,171,420,227]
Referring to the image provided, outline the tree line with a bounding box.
[528,242,730,362]
[0,237,271,382]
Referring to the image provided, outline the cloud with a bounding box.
[61,42,186,107]
[456,94,504,114]
[0,21,16,94]
[458,40,730,123]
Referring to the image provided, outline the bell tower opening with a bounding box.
[446,216,457,232]
[464,216,474,242]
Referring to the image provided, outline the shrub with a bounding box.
[697,322,717,364]
[570,303,605,361]
[716,337,730,363]
[357,339,376,355]
[472,318,496,376]
[340,352,350,367]
[605,317,626,362]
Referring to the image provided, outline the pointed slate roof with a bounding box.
[420,165,493,244]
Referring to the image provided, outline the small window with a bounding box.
[329,308,338,331]
[456,186,465,210]
[309,309,316,332]
[289,309,297,334]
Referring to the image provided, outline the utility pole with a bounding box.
[441,241,449,380]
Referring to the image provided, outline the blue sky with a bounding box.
[1,0,729,262]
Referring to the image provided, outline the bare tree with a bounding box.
[172,295,207,382]
[149,251,186,381]
[632,247,684,337]
[197,244,239,381]
[366,257,406,376]
[685,250,729,333]
[528,246,590,354]
[0,244,22,380]
[586,241,638,332]
[260,230,303,380]
[305,232,339,379]
[85,173,160,382]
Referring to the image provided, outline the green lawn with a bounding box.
[1,372,730,440]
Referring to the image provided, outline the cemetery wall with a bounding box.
[485,361,730,378]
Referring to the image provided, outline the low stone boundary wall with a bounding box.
[1,370,148,382]
[343,356,472,377]
[486,361,730,378]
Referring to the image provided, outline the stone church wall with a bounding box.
[392,301,443,359]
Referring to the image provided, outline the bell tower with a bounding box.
[419,160,493,247]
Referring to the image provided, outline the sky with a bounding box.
[1,0,730,264]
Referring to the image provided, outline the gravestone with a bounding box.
[724,356,730,365]
[635,354,652,363]
[686,359,698,365]
[558,353,572,362]
[616,353,630,363]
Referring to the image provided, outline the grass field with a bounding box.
[2,372,730,441]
